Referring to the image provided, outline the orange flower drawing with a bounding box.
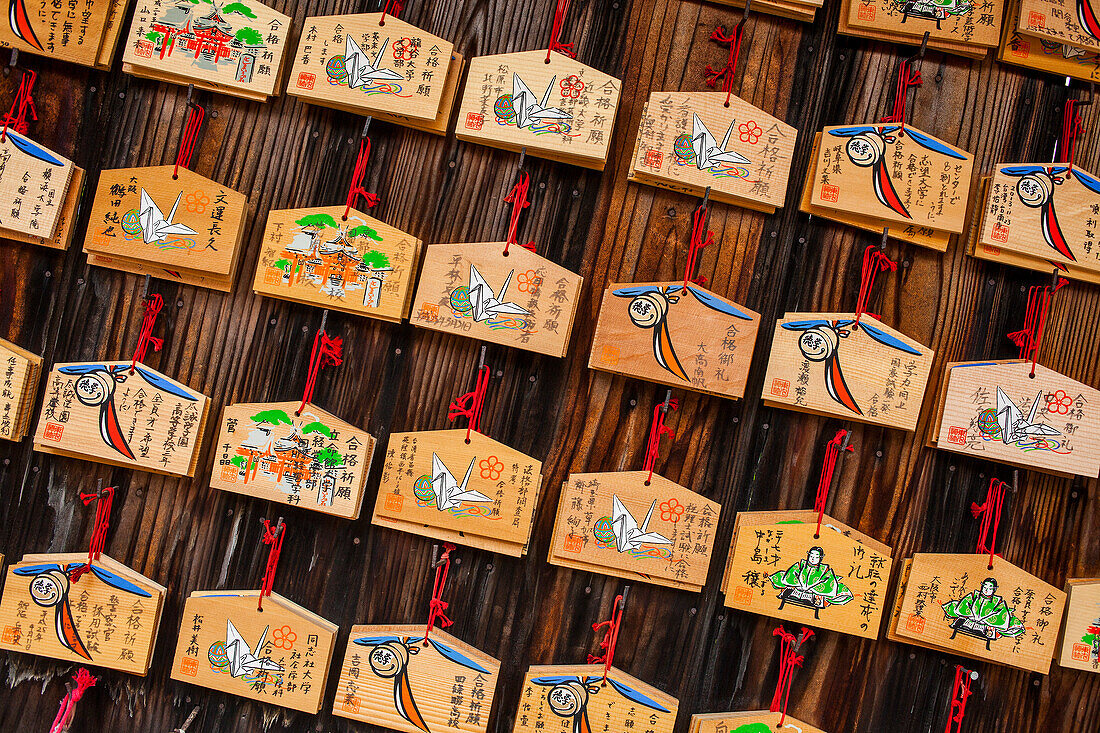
[1045,389,1073,415]
[659,498,684,523]
[559,75,585,99]
[479,456,504,480]
[185,191,209,214]
[517,270,542,293]
[272,625,297,649]
[738,121,762,144]
[393,38,419,61]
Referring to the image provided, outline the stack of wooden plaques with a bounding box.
[122,0,292,102]
[0,338,41,441]
[1057,578,1100,673]
[0,130,84,250]
[0,0,130,69]
[998,0,1100,82]
[692,711,827,733]
[838,0,1004,58]
[711,0,823,22]
[287,13,464,135]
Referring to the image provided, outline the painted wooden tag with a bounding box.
[3,165,85,251]
[171,590,337,713]
[287,13,453,121]
[846,0,1004,48]
[410,242,582,358]
[589,281,760,399]
[811,124,973,233]
[334,625,501,732]
[629,92,797,210]
[32,360,210,477]
[723,513,892,640]
[210,401,377,520]
[455,50,622,170]
[83,165,249,284]
[0,0,116,67]
[372,429,543,557]
[0,337,42,441]
[762,313,934,431]
[691,711,827,733]
[999,4,1100,82]
[252,206,421,322]
[513,664,677,733]
[122,0,291,101]
[0,553,165,675]
[1017,0,1100,51]
[838,0,990,57]
[935,361,1100,477]
[1057,578,1100,672]
[0,129,74,239]
[547,471,720,593]
[894,553,1065,674]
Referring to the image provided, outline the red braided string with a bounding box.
[258,519,285,611]
[1,70,37,142]
[704,24,744,107]
[813,430,853,538]
[1059,99,1085,166]
[944,666,974,733]
[344,138,380,221]
[448,364,491,442]
[504,173,536,254]
[298,328,343,415]
[70,485,115,583]
[855,245,897,323]
[130,294,164,372]
[423,542,456,642]
[380,0,404,24]
[683,203,713,289]
[971,478,1007,569]
[173,104,204,179]
[880,60,922,125]
[586,594,624,683]
[1007,278,1066,377]
[769,626,812,725]
[642,398,678,484]
[546,0,576,61]
[48,668,97,733]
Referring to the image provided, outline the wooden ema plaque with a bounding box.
[171,590,337,713]
[691,711,827,733]
[83,165,249,291]
[628,92,797,211]
[333,625,501,732]
[455,50,622,170]
[934,361,1100,478]
[0,0,122,68]
[210,401,377,520]
[846,0,1005,49]
[722,513,892,640]
[1017,0,1100,52]
[410,242,582,358]
[4,165,85,250]
[32,360,210,477]
[811,124,973,234]
[0,129,74,239]
[1057,578,1100,672]
[253,206,422,323]
[0,553,165,675]
[547,471,721,593]
[513,664,677,733]
[589,281,760,400]
[838,0,990,57]
[762,313,934,431]
[372,429,543,557]
[998,0,1100,81]
[122,0,291,102]
[0,337,42,441]
[893,553,1065,674]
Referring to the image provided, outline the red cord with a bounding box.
[546,0,576,62]
[971,478,1007,569]
[130,294,164,372]
[1007,278,1066,377]
[298,328,343,415]
[943,665,974,733]
[344,138,380,220]
[1059,99,1085,166]
[48,668,97,733]
[1,70,37,142]
[854,245,897,323]
[380,0,404,24]
[448,364,491,442]
[683,203,713,289]
[813,430,853,538]
[704,24,745,107]
[769,626,812,725]
[258,519,285,611]
[423,542,456,643]
[642,398,678,484]
[880,60,922,125]
[587,594,624,683]
[504,173,536,254]
[70,485,115,583]
[173,104,205,178]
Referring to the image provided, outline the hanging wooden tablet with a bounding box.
[628,92,797,210]
[32,360,210,476]
[410,241,582,358]
[3,164,85,250]
[512,664,677,733]
[0,127,74,239]
[252,205,422,322]
[0,0,121,67]
[691,711,827,733]
[1016,0,1100,52]
[845,0,1005,49]
[762,313,934,430]
[547,471,720,593]
[333,624,501,732]
[0,337,42,441]
[838,0,991,57]
[1057,578,1100,672]
[998,0,1100,81]
[455,50,621,170]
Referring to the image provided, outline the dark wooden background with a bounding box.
[0,0,1098,728]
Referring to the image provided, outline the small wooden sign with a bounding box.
[1057,578,1100,672]
[998,0,1100,82]
[1017,0,1100,51]
[122,0,291,101]
[934,361,1100,477]
[410,241,582,358]
[547,471,721,593]
[0,553,165,675]
[893,553,1065,674]
[33,360,210,477]
[0,0,120,67]
[372,429,543,557]
[691,711,827,733]
[4,165,86,251]
[629,92,797,210]
[838,0,989,57]
[846,0,1005,48]
[811,124,973,234]
[589,281,760,399]
[210,401,377,520]
[253,206,422,322]
[762,313,934,431]
[334,625,501,732]
[455,50,622,170]
[171,590,337,713]
[513,664,677,733]
[0,337,42,441]
[0,129,74,239]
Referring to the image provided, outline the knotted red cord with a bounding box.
[1007,278,1067,377]
[880,60,922,125]
[971,478,1007,570]
[1,70,37,141]
[258,519,285,611]
[769,626,813,725]
[642,398,678,484]
[70,485,115,583]
[504,173,536,255]
[173,104,204,179]
[298,328,343,415]
[546,0,576,62]
[380,0,404,24]
[943,666,975,733]
[130,294,164,372]
[813,430,853,538]
[1059,99,1085,165]
[854,245,897,323]
[587,594,624,684]
[343,138,379,220]
[423,542,456,643]
[704,24,745,107]
[448,364,491,442]
[48,668,97,733]
[683,203,713,289]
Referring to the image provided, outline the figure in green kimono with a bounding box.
[768,546,854,618]
[941,578,1026,649]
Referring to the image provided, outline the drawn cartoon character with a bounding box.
[941,577,1026,650]
[495,74,572,131]
[828,125,968,219]
[768,547,854,619]
[895,0,972,24]
[208,620,285,682]
[975,387,1064,452]
[354,634,493,733]
[998,165,1100,262]
[531,674,671,733]
[780,318,921,415]
[13,562,152,660]
[613,284,752,382]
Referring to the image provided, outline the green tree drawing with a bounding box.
[223,1,256,17]
[301,421,333,437]
[235,27,264,46]
[251,409,293,426]
[145,31,164,43]
[362,250,391,269]
[316,446,343,467]
[295,213,339,230]
[347,224,383,242]
[230,455,247,468]
[274,258,290,270]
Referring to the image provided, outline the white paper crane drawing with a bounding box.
[431,452,491,511]
[138,189,198,244]
[223,620,285,679]
[609,495,672,553]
